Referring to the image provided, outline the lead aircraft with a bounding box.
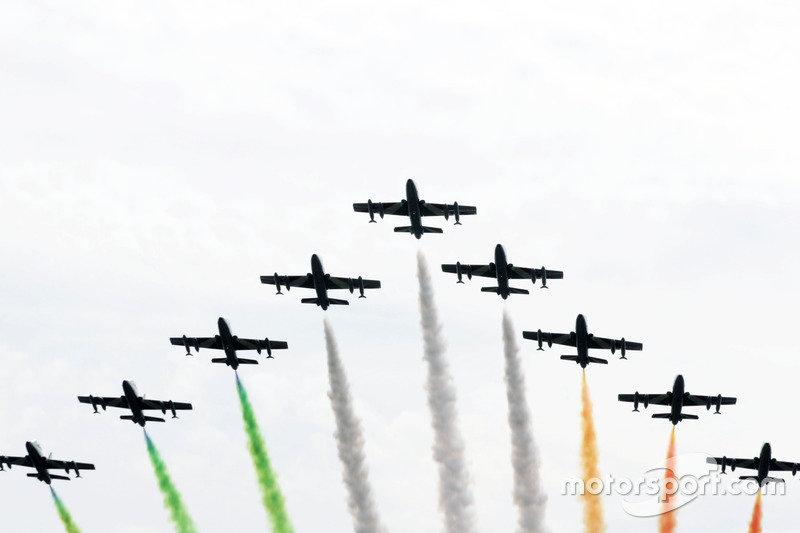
[522,313,642,368]
[170,317,288,370]
[353,179,477,239]
[707,443,800,486]
[78,380,192,427]
[618,374,736,425]
[261,254,380,310]
[0,441,94,484]
[442,243,563,299]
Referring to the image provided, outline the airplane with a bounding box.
[618,375,736,425]
[78,380,192,426]
[522,313,642,368]
[0,441,94,484]
[170,317,288,370]
[353,178,477,239]
[707,443,800,486]
[441,243,563,299]
[260,254,381,310]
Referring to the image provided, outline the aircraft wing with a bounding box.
[325,276,382,291]
[353,201,407,216]
[441,264,496,278]
[588,336,643,351]
[259,274,315,289]
[77,396,128,409]
[44,458,96,471]
[419,203,477,217]
[524,331,576,347]
[233,338,289,352]
[507,266,564,281]
[618,393,670,406]
[770,459,799,472]
[706,456,758,471]
[683,395,737,407]
[169,337,223,350]
[0,456,33,468]
[140,399,193,411]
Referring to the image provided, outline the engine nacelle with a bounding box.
[182,335,194,356]
[792,463,798,476]
[89,395,100,413]
[540,267,548,289]
[455,262,464,283]
[643,395,649,409]
[714,394,722,414]
[347,277,355,294]
[0,455,11,470]
[169,400,178,419]
[273,273,283,295]
[536,329,545,351]
[610,342,616,355]
[453,202,462,225]
[633,392,640,412]
[721,456,728,474]
[378,202,385,219]
[466,265,473,280]
[66,461,80,477]
[443,203,450,221]
[620,338,627,360]
[264,339,273,358]
[358,276,366,298]
[731,459,737,472]
[706,396,712,410]
[546,332,553,348]
[282,276,291,292]
[367,199,376,222]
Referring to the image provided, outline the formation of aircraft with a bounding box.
[707,443,800,486]
[0,441,94,485]
[353,178,477,239]
[617,375,736,425]
[260,254,381,310]
[441,244,563,299]
[170,317,288,370]
[78,380,193,427]
[522,313,642,368]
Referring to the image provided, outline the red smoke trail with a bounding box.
[580,372,606,533]
[658,427,677,533]
[748,491,762,533]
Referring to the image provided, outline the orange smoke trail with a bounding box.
[658,427,677,533]
[748,491,762,533]
[580,371,606,533]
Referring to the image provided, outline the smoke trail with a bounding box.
[144,431,198,533]
[748,492,762,533]
[658,427,677,533]
[580,372,605,533]
[50,487,82,533]
[324,318,387,533]
[236,374,295,533]
[417,251,477,533]
[501,311,547,533]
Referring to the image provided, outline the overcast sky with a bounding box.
[2,2,800,532]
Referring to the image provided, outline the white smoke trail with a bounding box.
[502,311,548,533]
[416,251,477,533]
[324,319,387,533]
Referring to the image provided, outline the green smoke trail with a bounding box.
[144,431,198,533]
[236,373,295,533]
[50,487,82,533]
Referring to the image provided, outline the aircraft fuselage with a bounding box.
[669,375,685,425]
[122,380,146,427]
[494,244,511,299]
[405,179,424,239]
[25,441,51,485]
[757,443,772,486]
[310,254,331,310]
[217,317,240,369]
[575,314,590,368]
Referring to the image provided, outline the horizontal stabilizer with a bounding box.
[507,287,530,295]
[393,226,412,233]
[480,287,500,294]
[681,413,699,420]
[144,416,165,423]
[26,473,39,477]
[764,477,785,484]
[49,474,71,481]
[120,415,135,420]
[421,226,443,234]
[211,358,229,364]
[300,298,319,304]
[237,358,259,365]
[587,356,608,365]
[652,413,672,419]
[328,298,349,306]
[560,355,579,362]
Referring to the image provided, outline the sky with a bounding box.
[2,1,800,532]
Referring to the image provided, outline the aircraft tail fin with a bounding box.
[507,287,530,295]
[300,298,319,305]
[560,355,579,362]
[480,287,500,294]
[144,416,165,423]
[211,358,229,364]
[237,358,259,365]
[421,226,443,234]
[587,356,609,365]
[328,298,349,306]
[393,226,412,233]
